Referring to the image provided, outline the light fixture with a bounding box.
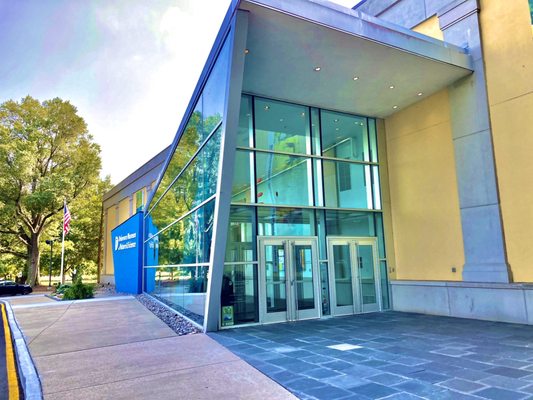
[360,122,364,126]
[301,112,305,117]
[353,76,359,81]
[392,105,398,109]
[264,105,270,111]
[314,66,321,72]
[244,49,250,54]
[334,119,339,123]
[279,118,284,122]
[417,92,423,96]
[335,128,339,131]
[389,85,395,89]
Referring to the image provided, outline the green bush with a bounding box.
[54,284,71,295]
[62,281,94,300]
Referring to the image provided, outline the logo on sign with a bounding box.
[115,232,137,251]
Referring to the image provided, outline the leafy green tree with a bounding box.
[0,96,102,286]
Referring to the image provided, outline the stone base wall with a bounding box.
[391,280,533,325]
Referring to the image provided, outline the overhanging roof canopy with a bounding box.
[239,0,473,118]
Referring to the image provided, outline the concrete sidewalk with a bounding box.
[10,297,295,399]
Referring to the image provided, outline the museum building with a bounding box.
[103,0,533,332]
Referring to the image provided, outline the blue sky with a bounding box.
[0,0,357,183]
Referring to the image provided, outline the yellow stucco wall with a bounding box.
[104,207,117,275]
[384,90,465,281]
[412,15,444,40]
[480,0,533,282]
[118,198,131,224]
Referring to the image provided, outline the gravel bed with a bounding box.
[136,294,201,336]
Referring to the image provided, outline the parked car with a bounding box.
[0,280,32,296]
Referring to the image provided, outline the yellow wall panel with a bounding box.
[104,207,117,275]
[480,0,533,105]
[412,15,444,40]
[385,90,465,281]
[118,198,131,224]
[481,0,533,282]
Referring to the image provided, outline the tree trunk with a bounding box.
[27,233,41,287]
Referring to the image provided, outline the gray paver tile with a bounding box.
[437,378,487,393]
[367,372,410,386]
[479,374,532,390]
[475,387,530,400]
[409,370,449,383]
[303,384,354,399]
[349,382,399,399]
[323,374,369,389]
[393,380,447,397]
[321,360,354,371]
[304,367,344,380]
[486,366,532,379]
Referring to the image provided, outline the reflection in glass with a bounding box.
[222,264,258,326]
[145,265,209,325]
[333,245,353,307]
[231,150,253,203]
[150,128,221,233]
[323,160,373,209]
[225,206,255,262]
[368,118,378,163]
[256,152,312,206]
[373,166,381,210]
[265,244,287,313]
[237,95,253,147]
[294,245,314,311]
[156,200,215,266]
[325,210,375,237]
[321,110,368,161]
[146,36,230,213]
[380,260,390,309]
[258,208,315,236]
[358,245,377,305]
[319,261,330,315]
[254,98,310,155]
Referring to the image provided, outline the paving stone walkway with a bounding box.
[209,312,533,400]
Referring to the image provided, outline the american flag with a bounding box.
[63,203,71,235]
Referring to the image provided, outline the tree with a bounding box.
[0,96,102,286]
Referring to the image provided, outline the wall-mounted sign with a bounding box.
[111,212,143,294]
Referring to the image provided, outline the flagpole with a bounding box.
[60,200,66,285]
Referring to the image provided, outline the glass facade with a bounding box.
[143,36,231,325]
[222,94,389,327]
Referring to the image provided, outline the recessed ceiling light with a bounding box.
[334,119,339,123]
[417,92,423,96]
[314,66,321,72]
[264,105,270,111]
[244,49,250,54]
[392,105,398,109]
[301,112,305,117]
[360,122,364,126]
[279,118,284,122]
[389,85,395,89]
[335,128,339,131]
[353,76,359,81]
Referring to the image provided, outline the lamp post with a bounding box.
[45,239,55,289]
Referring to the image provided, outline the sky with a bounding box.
[0,0,359,184]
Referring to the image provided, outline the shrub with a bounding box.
[62,280,94,300]
[54,284,71,295]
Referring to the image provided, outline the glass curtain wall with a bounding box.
[223,94,390,327]
[143,37,231,326]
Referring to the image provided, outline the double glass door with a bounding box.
[327,237,381,316]
[258,237,320,324]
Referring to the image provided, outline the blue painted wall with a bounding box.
[111,212,143,294]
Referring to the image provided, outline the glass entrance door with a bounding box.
[327,237,381,316]
[258,237,320,324]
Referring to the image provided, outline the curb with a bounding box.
[1,301,43,400]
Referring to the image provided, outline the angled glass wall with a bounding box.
[143,36,231,326]
[223,94,389,327]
